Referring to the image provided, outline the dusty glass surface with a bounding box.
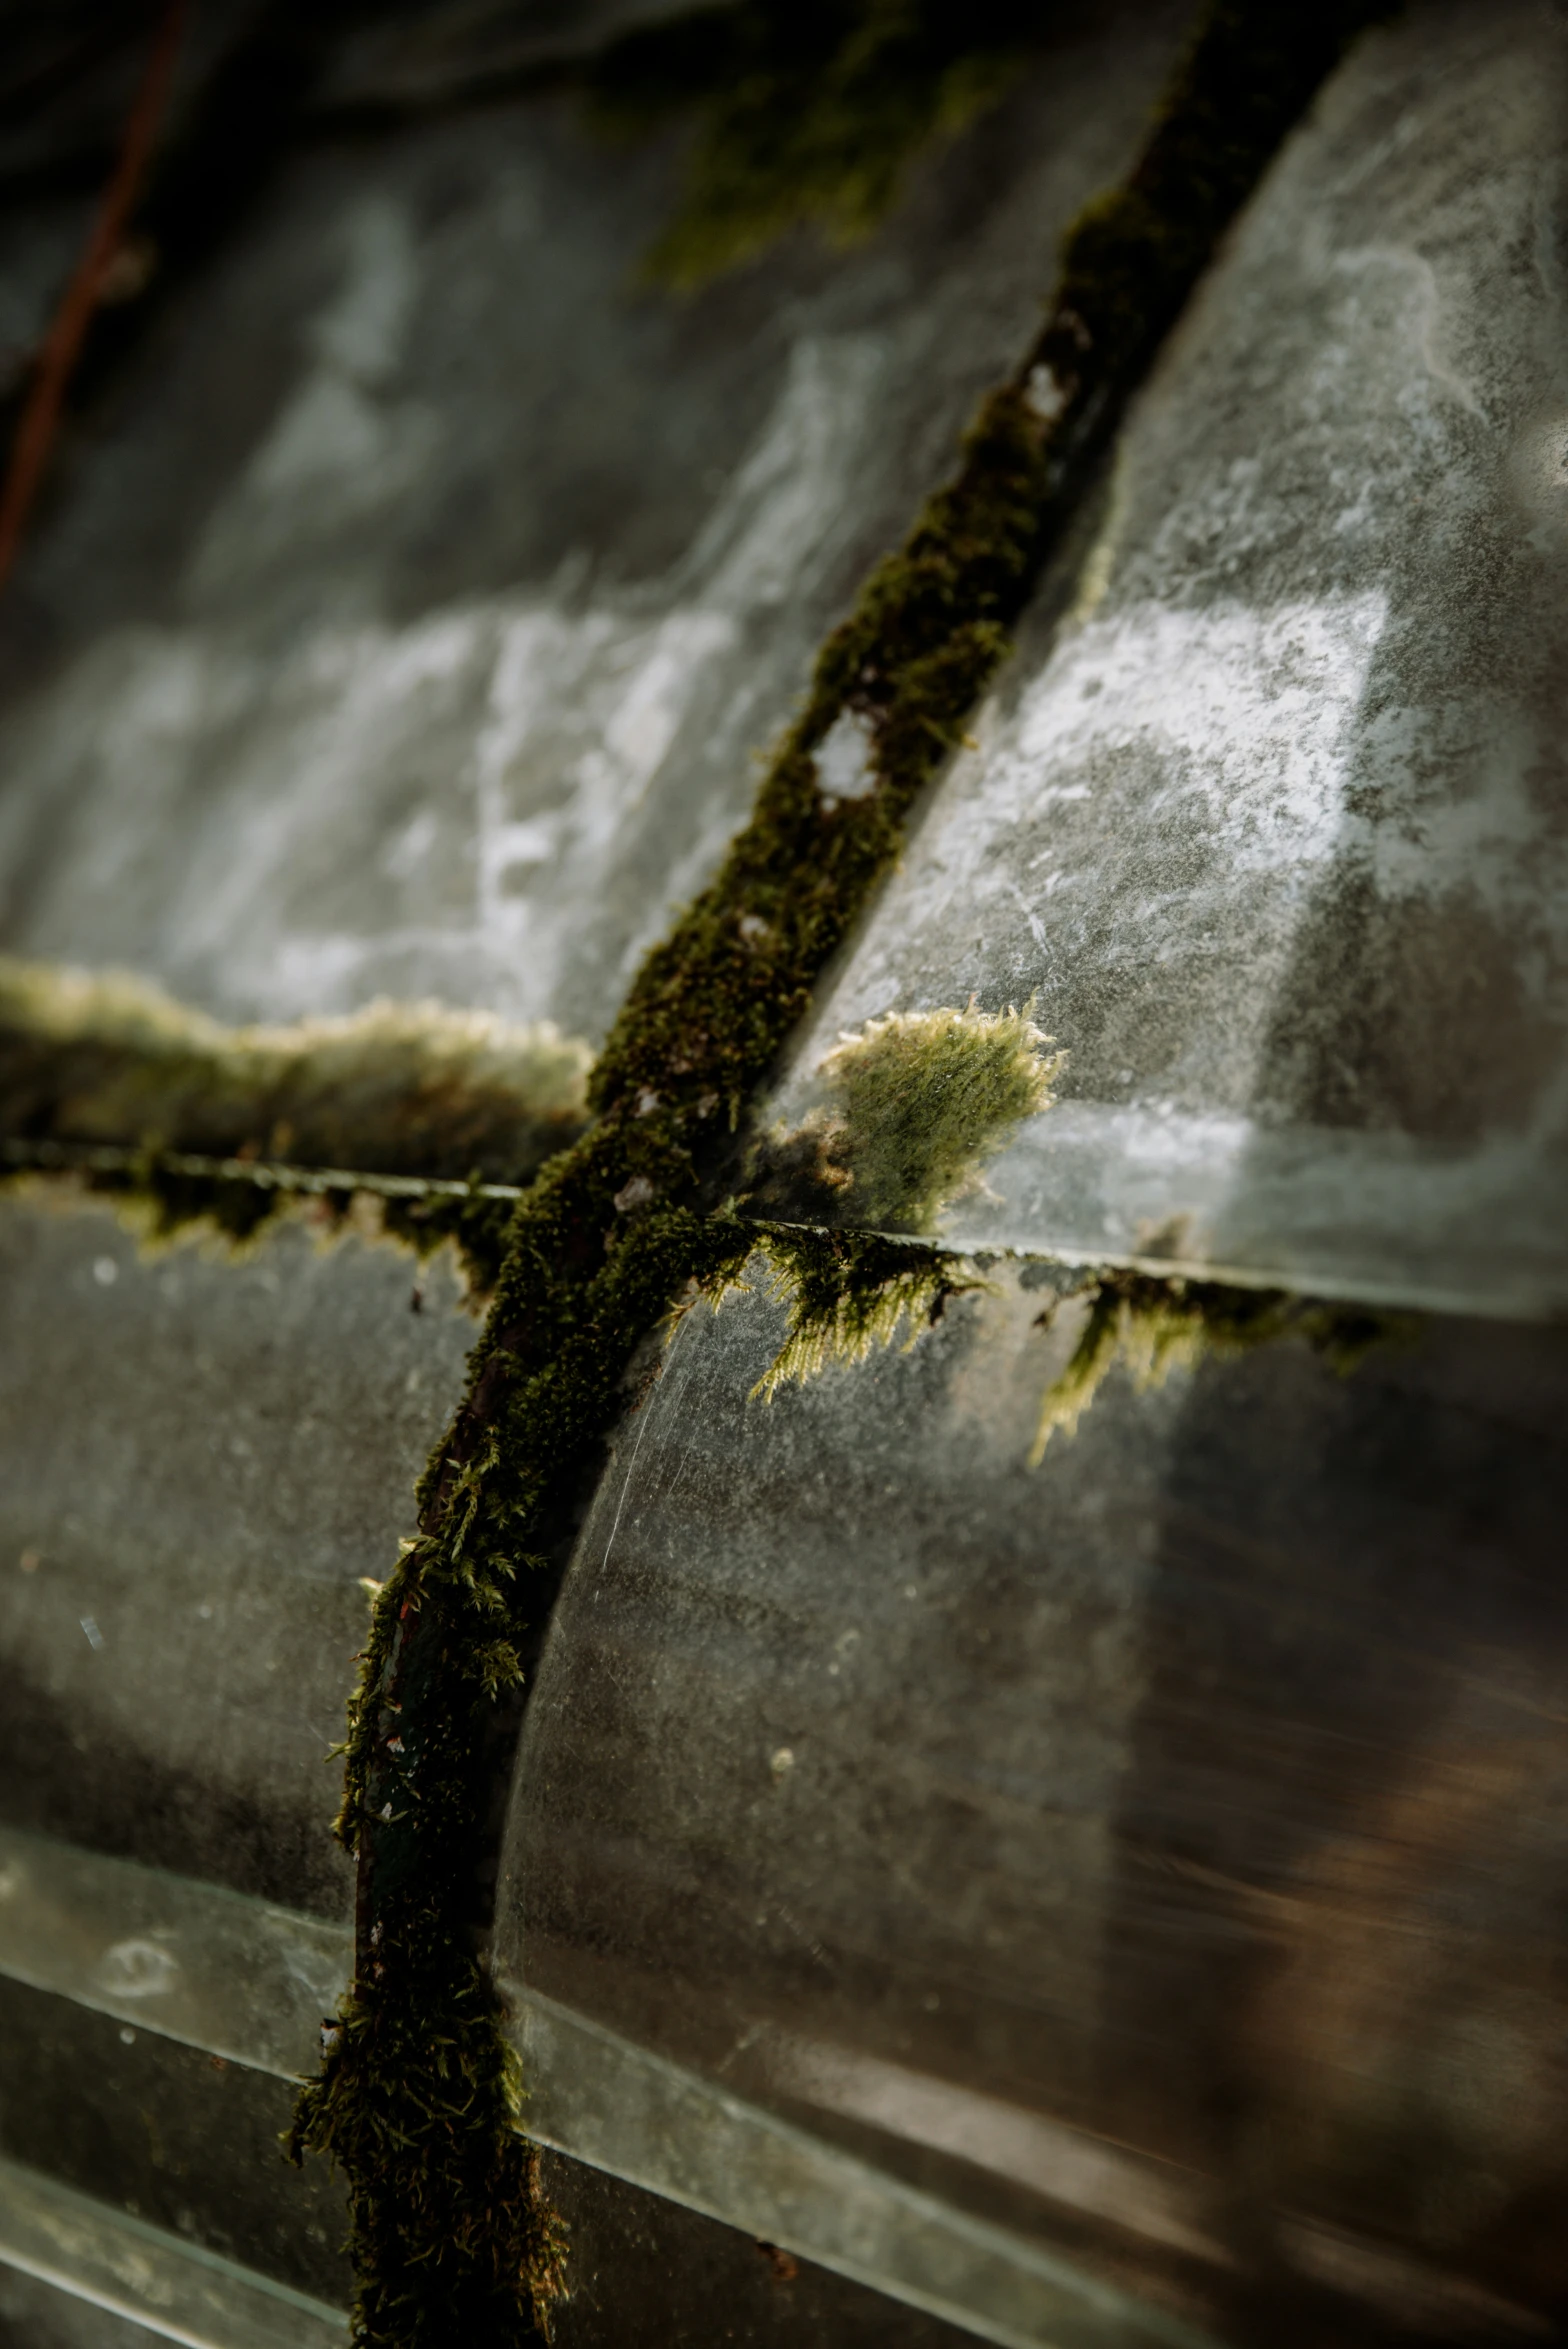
[0,4,1183,1039]
[766,0,1568,1317]
[0,1195,469,2317]
[535,2145,1006,2349]
[0,1826,351,2078]
[497,1259,1568,2343]
[314,0,715,105]
[0,1979,352,2312]
[0,1195,473,1915]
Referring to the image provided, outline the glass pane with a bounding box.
[0,10,1182,1039]
[0,1195,472,1913]
[0,1192,473,2311]
[760,2,1568,1317]
[497,1257,1568,2343]
[0,1985,351,2317]
[0,2261,181,2349]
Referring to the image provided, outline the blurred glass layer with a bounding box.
[496,1256,1568,2345]
[765,0,1568,1318]
[0,0,1181,1038]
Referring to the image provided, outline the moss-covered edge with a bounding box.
[1,1140,525,1301]
[282,6,1395,2340]
[1029,1266,1408,1460]
[0,962,593,1298]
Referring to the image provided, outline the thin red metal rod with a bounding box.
[0,0,188,592]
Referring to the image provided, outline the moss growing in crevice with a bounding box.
[0,958,593,1299]
[742,1224,983,1398]
[0,957,591,1184]
[290,1936,569,2345]
[291,1145,755,2342]
[1030,1268,1406,1461]
[746,1000,1061,1232]
[286,7,1395,2341]
[590,0,1393,1134]
[1,1144,524,1305]
[733,1237,1403,1445]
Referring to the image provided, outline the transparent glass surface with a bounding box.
[0,1193,471,2313]
[0,4,1183,1039]
[0,1195,473,1914]
[0,1981,351,2314]
[765,0,1568,1317]
[497,1258,1568,2344]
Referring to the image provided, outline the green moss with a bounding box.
[289,1939,568,2345]
[1030,1270,1406,1462]
[0,956,591,1184]
[0,958,592,1298]
[291,1130,754,2342]
[1,1148,526,1306]
[285,7,1396,2339]
[376,1190,521,1304]
[749,1000,1061,1232]
[591,388,1049,1127]
[587,0,1043,286]
[743,1224,983,1398]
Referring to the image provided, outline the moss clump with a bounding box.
[750,1001,1060,1232]
[289,1958,566,2347]
[1031,1270,1404,1462]
[588,0,1043,286]
[0,957,591,1184]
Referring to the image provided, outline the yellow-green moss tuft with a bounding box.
[1031,1271,1406,1463]
[744,1225,983,1398]
[771,1001,1061,1232]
